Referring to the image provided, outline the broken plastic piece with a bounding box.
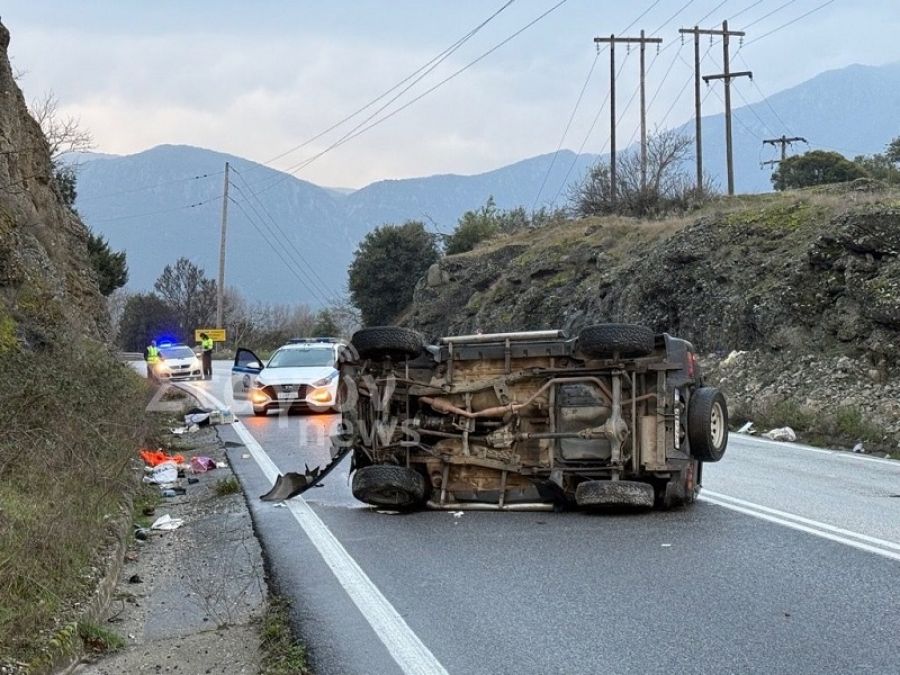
[150,514,185,531]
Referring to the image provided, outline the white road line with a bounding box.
[179,383,449,675]
[699,490,900,563]
[733,434,900,468]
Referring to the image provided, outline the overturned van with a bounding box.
[263,324,728,511]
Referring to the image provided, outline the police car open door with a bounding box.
[231,348,263,401]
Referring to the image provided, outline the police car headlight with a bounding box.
[154,362,170,373]
[312,372,338,387]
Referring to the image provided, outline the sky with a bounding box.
[3,0,898,188]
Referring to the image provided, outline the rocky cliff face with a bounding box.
[403,184,900,451]
[0,20,107,346]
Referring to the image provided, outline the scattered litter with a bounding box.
[185,412,212,427]
[661,543,672,548]
[215,461,228,469]
[160,487,186,498]
[272,502,286,509]
[183,407,234,427]
[763,426,797,442]
[134,528,149,541]
[128,574,142,584]
[187,477,199,485]
[142,461,178,485]
[450,511,464,518]
[190,456,217,473]
[737,421,755,434]
[852,441,864,453]
[171,427,189,435]
[150,514,185,531]
[376,510,401,515]
[241,453,251,459]
[140,449,185,467]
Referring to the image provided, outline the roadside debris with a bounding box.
[450,511,464,518]
[183,406,235,428]
[142,462,178,485]
[764,427,797,442]
[737,421,755,434]
[190,456,217,473]
[853,441,864,453]
[140,449,185,466]
[150,514,184,531]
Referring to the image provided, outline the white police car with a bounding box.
[153,343,203,381]
[231,338,342,416]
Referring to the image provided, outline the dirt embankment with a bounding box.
[402,185,900,453]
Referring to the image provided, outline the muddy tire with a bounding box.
[688,387,728,462]
[351,465,426,508]
[575,480,655,510]
[351,326,424,360]
[577,323,654,358]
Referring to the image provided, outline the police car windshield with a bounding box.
[160,346,195,359]
[268,348,334,368]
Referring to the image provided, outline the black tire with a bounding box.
[577,323,654,358]
[688,387,728,462]
[351,326,424,360]
[252,406,268,417]
[351,465,426,508]
[575,480,654,510]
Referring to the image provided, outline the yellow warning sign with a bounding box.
[195,328,227,343]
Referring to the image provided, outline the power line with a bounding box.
[728,0,764,22]
[651,0,697,34]
[262,0,518,168]
[741,0,798,30]
[228,170,335,305]
[227,196,332,306]
[531,51,601,210]
[75,170,224,203]
[84,196,221,224]
[744,0,836,46]
[696,0,732,25]
[251,0,573,195]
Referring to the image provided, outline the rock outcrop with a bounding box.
[0,20,107,346]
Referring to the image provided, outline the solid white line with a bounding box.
[733,434,900,468]
[699,492,900,563]
[179,382,449,675]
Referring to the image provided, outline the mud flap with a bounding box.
[260,439,353,502]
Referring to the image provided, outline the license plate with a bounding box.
[277,392,299,400]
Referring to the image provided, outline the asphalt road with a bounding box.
[176,362,900,675]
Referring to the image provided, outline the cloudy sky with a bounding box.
[3,1,898,188]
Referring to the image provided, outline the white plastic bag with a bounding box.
[142,461,178,484]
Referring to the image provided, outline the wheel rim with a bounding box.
[709,401,725,449]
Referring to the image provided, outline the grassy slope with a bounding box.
[0,328,150,663]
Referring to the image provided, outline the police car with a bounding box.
[152,342,203,382]
[231,338,343,416]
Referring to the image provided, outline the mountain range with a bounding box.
[72,60,900,305]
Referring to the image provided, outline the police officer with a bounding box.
[200,332,214,380]
[145,340,160,380]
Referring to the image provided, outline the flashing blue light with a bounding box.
[156,336,178,348]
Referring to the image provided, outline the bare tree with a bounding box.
[569,129,715,218]
[29,91,93,160]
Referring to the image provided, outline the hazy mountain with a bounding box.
[74,61,900,305]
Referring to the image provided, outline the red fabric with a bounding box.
[140,449,185,467]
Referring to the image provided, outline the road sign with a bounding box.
[195,328,227,343]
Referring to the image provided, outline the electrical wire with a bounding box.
[741,0,798,30]
[87,196,221,224]
[249,0,573,196]
[229,167,337,304]
[530,51,601,210]
[728,0,764,22]
[76,171,224,203]
[262,0,518,168]
[227,196,333,306]
[744,0,836,46]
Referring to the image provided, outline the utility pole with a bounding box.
[761,135,808,167]
[594,31,662,201]
[700,20,751,196]
[215,161,230,329]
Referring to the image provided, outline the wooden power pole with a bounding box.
[215,161,230,329]
[699,20,751,195]
[594,31,662,202]
[761,135,808,167]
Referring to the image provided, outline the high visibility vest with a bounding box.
[147,345,160,363]
[201,337,214,351]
